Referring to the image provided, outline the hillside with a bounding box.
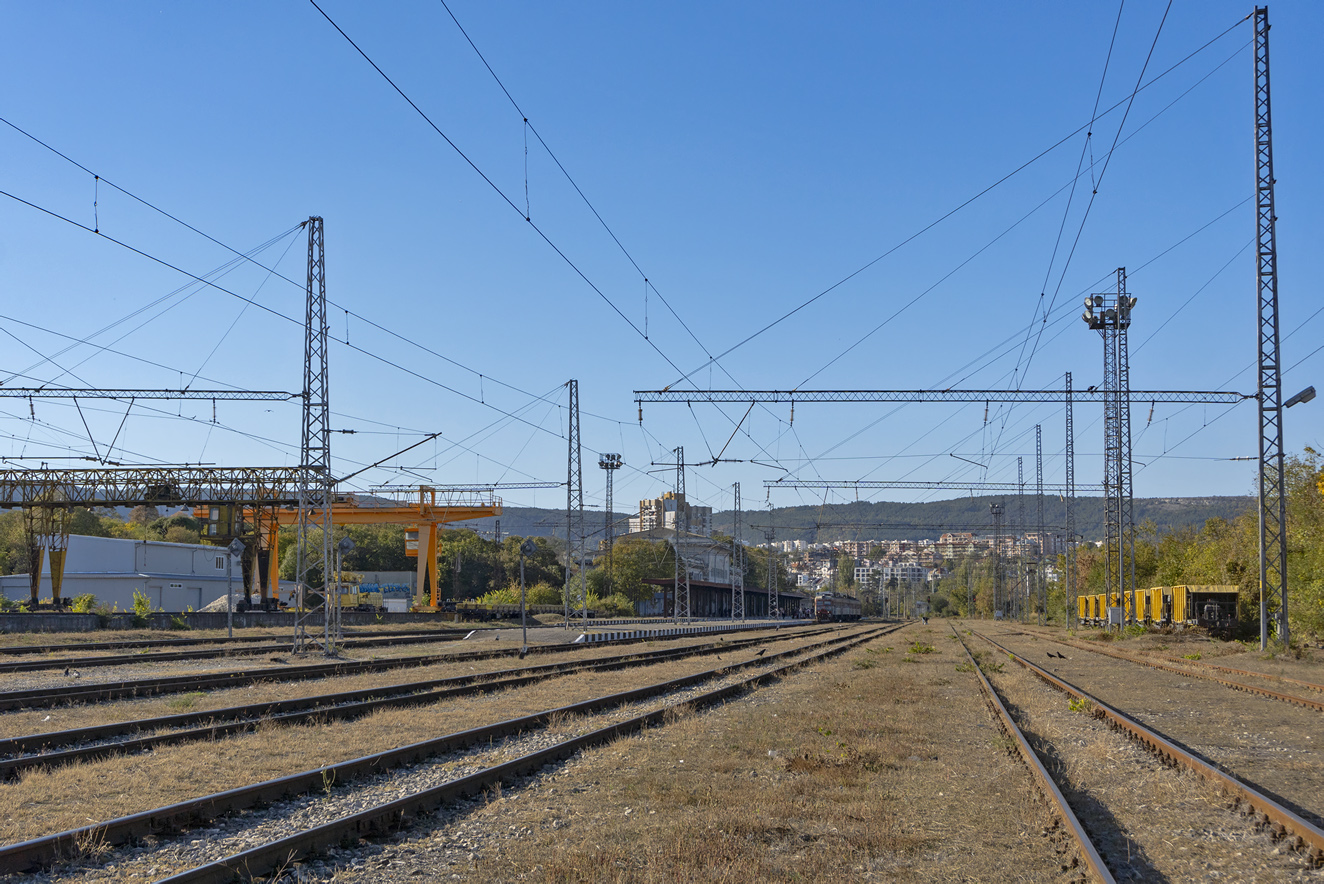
[451,495,1252,544]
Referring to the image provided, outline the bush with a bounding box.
[131,589,154,628]
[70,594,97,614]
[596,593,636,617]
[0,596,16,612]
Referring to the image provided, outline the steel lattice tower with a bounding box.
[598,453,622,596]
[990,503,1004,618]
[1255,7,1288,649]
[1017,456,1025,622]
[731,482,745,620]
[1065,372,1076,627]
[294,217,335,655]
[763,519,778,619]
[672,446,690,623]
[1085,268,1136,622]
[565,381,587,627]
[1036,424,1046,626]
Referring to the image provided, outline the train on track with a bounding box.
[1078,584,1240,632]
[813,592,862,622]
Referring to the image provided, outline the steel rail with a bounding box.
[0,625,896,876]
[0,627,461,657]
[1008,629,1324,714]
[951,626,1115,883]
[0,629,837,777]
[0,621,825,711]
[974,630,1324,864]
[0,629,476,674]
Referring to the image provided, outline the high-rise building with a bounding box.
[629,491,713,537]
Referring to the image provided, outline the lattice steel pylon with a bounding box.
[990,503,1004,618]
[763,517,778,619]
[1065,372,1077,627]
[672,446,690,623]
[1084,268,1136,623]
[294,216,335,655]
[598,453,622,596]
[1255,6,1288,649]
[1017,456,1025,622]
[731,482,745,620]
[1036,424,1046,626]
[565,381,587,628]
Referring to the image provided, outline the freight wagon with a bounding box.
[1078,585,1239,632]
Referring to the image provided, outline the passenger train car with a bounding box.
[1077,585,1239,632]
[814,592,863,622]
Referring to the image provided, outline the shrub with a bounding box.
[131,589,154,628]
[70,594,97,614]
[596,593,636,617]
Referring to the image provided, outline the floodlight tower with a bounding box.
[598,453,622,595]
[1083,269,1137,621]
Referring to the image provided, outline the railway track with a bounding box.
[0,628,473,674]
[0,623,895,879]
[957,625,1324,880]
[0,621,826,711]
[0,627,844,778]
[1008,627,1324,712]
[0,626,459,658]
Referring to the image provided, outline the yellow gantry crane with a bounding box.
[199,485,501,610]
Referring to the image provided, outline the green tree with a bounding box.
[586,538,674,603]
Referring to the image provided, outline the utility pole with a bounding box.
[294,216,335,655]
[1254,6,1288,649]
[564,380,587,629]
[673,446,690,623]
[990,503,1004,619]
[1036,424,1045,626]
[1065,372,1076,628]
[731,482,745,619]
[1017,456,1025,622]
[598,453,622,596]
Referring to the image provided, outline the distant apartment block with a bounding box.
[627,491,713,537]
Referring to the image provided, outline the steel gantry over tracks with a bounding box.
[635,389,1248,406]
[1,466,308,608]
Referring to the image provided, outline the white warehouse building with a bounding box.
[0,535,239,612]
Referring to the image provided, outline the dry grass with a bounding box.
[0,631,825,843]
[365,623,1082,883]
[0,630,794,740]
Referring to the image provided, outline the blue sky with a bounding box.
[1,1,1321,525]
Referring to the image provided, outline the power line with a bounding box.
[665,14,1252,389]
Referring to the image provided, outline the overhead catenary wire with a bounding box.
[663,12,1253,389]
